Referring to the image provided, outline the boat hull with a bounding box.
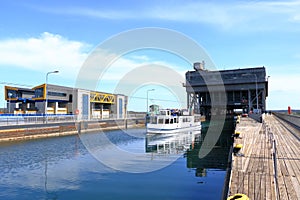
[146,124,201,134]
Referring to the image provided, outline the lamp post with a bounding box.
[146,89,155,114]
[242,73,258,112]
[45,70,59,123]
[8,92,12,114]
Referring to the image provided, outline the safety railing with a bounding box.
[0,113,146,126]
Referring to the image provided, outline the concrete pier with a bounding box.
[228,114,300,199]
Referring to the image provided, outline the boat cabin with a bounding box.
[147,109,201,133]
[149,109,194,125]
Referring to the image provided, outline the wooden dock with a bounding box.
[228,114,300,200]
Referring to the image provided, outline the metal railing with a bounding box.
[0,113,146,126]
[265,119,280,200]
[0,115,75,126]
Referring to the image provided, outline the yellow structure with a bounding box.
[234,144,243,149]
[32,84,46,100]
[4,86,18,101]
[236,116,241,123]
[90,92,115,104]
[227,193,249,200]
[234,131,241,138]
[233,144,243,155]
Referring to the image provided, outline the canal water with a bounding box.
[0,120,233,200]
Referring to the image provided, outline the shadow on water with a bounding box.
[187,119,234,173]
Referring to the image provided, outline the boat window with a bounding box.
[158,118,164,124]
[165,118,169,124]
[151,116,157,124]
[174,118,177,123]
[160,110,166,115]
[170,119,173,124]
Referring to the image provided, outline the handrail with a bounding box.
[0,115,145,126]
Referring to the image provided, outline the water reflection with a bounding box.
[145,131,200,155]
[145,122,233,177]
[0,122,234,200]
[187,120,234,177]
[80,129,186,173]
[0,135,99,200]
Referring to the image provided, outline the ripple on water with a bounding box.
[0,127,233,200]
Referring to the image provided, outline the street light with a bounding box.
[45,70,59,123]
[242,73,258,112]
[8,92,12,114]
[146,89,155,114]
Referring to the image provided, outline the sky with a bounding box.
[1,0,300,111]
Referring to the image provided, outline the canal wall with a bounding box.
[0,118,145,142]
[273,112,300,129]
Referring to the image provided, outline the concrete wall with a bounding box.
[73,89,90,120]
[118,95,126,119]
[274,112,300,128]
[47,84,74,102]
[35,102,46,114]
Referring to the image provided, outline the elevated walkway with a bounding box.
[228,114,300,199]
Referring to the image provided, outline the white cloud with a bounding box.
[32,1,300,32]
[0,32,90,77]
[0,32,188,95]
[36,6,135,20]
[267,74,300,109]
[99,57,185,81]
[154,0,300,30]
[269,74,300,92]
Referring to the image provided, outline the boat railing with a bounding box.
[149,115,179,124]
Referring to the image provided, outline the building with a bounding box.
[4,86,37,114]
[4,84,127,119]
[185,64,269,118]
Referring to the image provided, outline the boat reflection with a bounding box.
[145,131,201,155]
[145,119,234,177]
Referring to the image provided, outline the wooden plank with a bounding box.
[276,155,289,200]
[269,115,300,200]
[260,174,266,200]
[277,139,297,199]
[291,176,300,199]
[266,133,275,200]
[243,171,249,196]
[237,170,243,194]
[289,159,300,195]
[226,115,300,199]
[265,151,271,199]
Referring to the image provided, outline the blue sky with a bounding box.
[1,0,300,111]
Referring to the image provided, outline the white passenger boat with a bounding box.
[146,109,201,134]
